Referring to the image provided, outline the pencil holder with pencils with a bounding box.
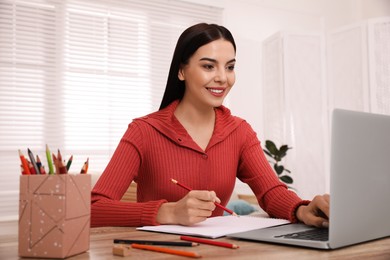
[18,174,91,258]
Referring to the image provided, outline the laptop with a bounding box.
[228,109,390,249]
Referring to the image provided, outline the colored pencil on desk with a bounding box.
[181,236,239,249]
[113,239,199,247]
[171,178,238,216]
[27,148,40,175]
[46,144,54,174]
[18,150,31,175]
[131,243,201,258]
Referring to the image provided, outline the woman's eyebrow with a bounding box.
[199,57,236,63]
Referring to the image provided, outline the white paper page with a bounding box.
[136,215,290,238]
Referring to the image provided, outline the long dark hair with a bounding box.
[159,23,236,110]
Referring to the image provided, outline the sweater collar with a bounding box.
[136,100,243,153]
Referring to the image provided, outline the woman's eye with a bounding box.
[203,64,214,70]
[227,65,235,71]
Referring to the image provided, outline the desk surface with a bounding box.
[1,225,389,260]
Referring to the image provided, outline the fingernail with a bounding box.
[322,221,329,228]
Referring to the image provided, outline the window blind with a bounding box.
[0,0,222,220]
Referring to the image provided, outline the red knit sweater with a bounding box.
[91,101,309,227]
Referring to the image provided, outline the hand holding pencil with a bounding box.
[155,179,238,226]
[171,179,238,217]
[156,179,228,226]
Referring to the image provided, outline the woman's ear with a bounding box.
[178,66,185,81]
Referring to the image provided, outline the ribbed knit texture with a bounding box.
[91,100,308,227]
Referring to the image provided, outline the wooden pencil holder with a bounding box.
[18,174,91,258]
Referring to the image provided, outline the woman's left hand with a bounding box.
[296,194,330,228]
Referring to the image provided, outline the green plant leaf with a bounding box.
[274,164,284,175]
[278,145,292,159]
[279,145,290,154]
[280,175,293,184]
[265,140,278,155]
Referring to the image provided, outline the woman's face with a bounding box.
[178,39,236,109]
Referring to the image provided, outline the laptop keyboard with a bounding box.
[275,228,329,241]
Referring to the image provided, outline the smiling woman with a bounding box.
[91,23,330,230]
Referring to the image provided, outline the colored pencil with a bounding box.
[36,155,42,169]
[57,149,67,174]
[45,144,54,174]
[66,155,73,171]
[80,158,89,174]
[180,236,239,249]
[27,148,40,175]
[36,155,46,174]
[113,239,199,247]
[131,243,201,258]
[18,150,31,175]
[171,178,237,216]
[52,153,59,174]
[28,161,36,174]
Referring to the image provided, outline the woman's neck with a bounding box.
[174,100,215,126]
[174,100,215,151]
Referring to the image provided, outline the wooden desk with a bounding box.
[1,225,389,259]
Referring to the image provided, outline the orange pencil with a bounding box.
[18,150,30,175]
[80,158,89,174]
[131,243,201,258]
[171,179,238,216]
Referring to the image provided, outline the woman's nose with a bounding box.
[214,67,227,83]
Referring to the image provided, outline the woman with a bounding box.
[91,23,329,228]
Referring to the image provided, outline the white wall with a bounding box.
[200,0,390,198]
[225,0,326,138]
[226,0,389,138]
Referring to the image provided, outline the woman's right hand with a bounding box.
[156,190,220,226]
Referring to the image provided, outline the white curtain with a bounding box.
[0,0,222,220]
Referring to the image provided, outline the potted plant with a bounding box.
[263,140,294,187]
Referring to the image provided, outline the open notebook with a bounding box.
[136,215,289,239]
